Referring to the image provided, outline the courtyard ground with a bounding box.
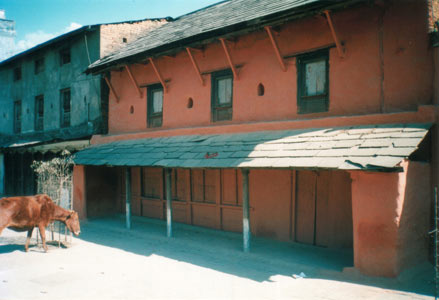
[0,215,435,300]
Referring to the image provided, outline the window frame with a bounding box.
[60,88,71,128]
[147,83,163,128]
[296,49,329,114]
[34,94,44,131]
[211,69,233,122]
[13,66,21,82]
[13,100,22,134]
[60,48,71,65]
[34,57,45,74]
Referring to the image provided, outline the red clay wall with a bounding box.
[116,167,353,249]
[106,1,432,134]
[350,161,431,277]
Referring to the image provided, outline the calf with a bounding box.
[0,194,80,252]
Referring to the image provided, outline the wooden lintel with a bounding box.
[186,48,204,86]
[264,26,287,72]
[104,76,120,102]
[324,10,345,58]
[219,38,239,80]
[148,57,168,93]
[125,65,143,98]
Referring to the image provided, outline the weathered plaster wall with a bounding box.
[0,29,102,135]
[350,161,430,277]
[106,1,433,134]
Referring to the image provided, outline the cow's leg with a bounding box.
[38,224,48,252]
[25,228,34,252]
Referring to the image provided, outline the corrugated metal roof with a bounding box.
[87,0,362,73]
[73,123,430,171]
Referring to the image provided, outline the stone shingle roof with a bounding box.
[87,0,361,73]
[73,123,430,171]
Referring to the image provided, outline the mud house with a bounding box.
[73,0,439,277]
[0,18,170,196]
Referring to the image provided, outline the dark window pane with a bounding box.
[60,89,71,127]
[60,49,71,65]
[211,70,233,122]
[147,84,163,128]
[35,95,44,131]
[297,50,329,114]
[14,101,21,133]
[13,67,21,81]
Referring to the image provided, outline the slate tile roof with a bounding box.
[87,0,360,73]
[73,123,430,171]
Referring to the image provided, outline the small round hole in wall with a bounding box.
[51,104,53,109]
[257,83,265,96]
[187,97,194,109]
[130,105,134,114]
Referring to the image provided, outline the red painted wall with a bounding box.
[106,2,432,134]
[350,161,430,277]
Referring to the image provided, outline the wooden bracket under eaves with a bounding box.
[324,10,345,58]
[149,57,168,93]
[186,47,205,86]
[104,75,120,103]
[219,38,239,80]
[264,26,287,72]
[125,65,143,98]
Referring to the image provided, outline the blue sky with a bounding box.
[0,0,220,58]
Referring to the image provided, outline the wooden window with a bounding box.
[170,168,188,202]
[34,57,44,74]
[13,66,21,81]
[191,169,218,204]
[60,88,71,128]
[35,95,44,131]
[297,50,329,114]
[13,100,21,134]
[141,167,163,199]
[147,84,163,128]
[60,48,71,65]
[211,69,233,122]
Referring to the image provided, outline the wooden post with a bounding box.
[241,168,250,252]
[166,168,173,237]
[125,167,132,229]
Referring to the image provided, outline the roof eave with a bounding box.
[86,0,365,75]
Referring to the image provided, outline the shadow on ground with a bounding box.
[78,215,433,297]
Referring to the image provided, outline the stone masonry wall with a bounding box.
[100,19,169,58]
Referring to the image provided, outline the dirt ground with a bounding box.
[0,216,435,300]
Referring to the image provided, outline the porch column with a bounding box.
[125,167,132,229]
[0,153,4,196]
[72,165,87,219]
[350,160,430,277]
[165,168,173,237]
[242,168,251,252]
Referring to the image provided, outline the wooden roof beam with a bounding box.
[264,26,287,72]
[219,38,239,80]
[125,65,143,98]
[104,75,120,103]
[148,57,168,93]
[186,47,205,86]
[324,10,345,58]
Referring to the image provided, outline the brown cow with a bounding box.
[0,194,80,252]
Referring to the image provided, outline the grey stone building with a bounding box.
[0,10,15,62]
[0,18,170,196]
